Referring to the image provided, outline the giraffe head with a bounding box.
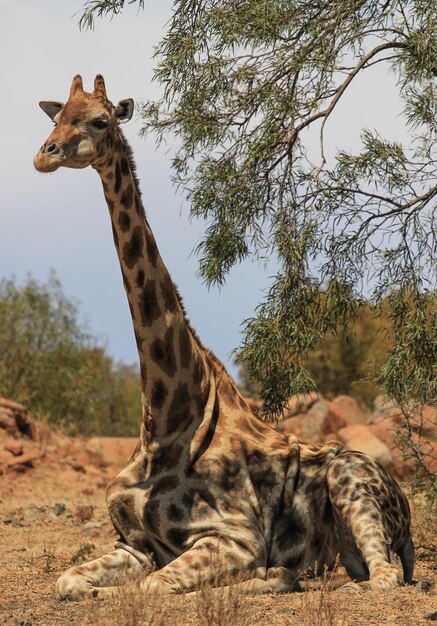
[34,75,134,173]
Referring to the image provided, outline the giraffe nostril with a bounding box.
[45,142,60,155]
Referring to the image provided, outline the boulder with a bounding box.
[284,393,320,418]
[280,399,348,443]
[85,437,139,467]
[281,414,306,436]
[369,415,437,477]
[373,394,399,415]
[4,441,24,456]
[0,397,43,441]
[368,416,399,447]
[299,400,330,444]
[422,404,437,437]
[336,424,392,467]
[6,450,40,468]
[330,395,367,425]
[0,398,26,412]
[0,410,18,436]
[75,504,95,522]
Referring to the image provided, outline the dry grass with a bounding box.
[194,552,252,626]
[298,565,349,626]
[90,550,253,626]
[90,578,169,626]
[1,461,435,626]
[409,486,437,550]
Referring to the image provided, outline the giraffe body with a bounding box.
[34,76,414,601]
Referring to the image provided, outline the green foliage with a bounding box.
[81,0,437,417]
[0,274,141,436]
[239,292,391,407]
[303,300,390,406]
[377,290,437,404]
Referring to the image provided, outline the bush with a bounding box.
[0,273,141,435]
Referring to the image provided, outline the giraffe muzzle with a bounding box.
[44,141,61,156]
[34,141,65,172]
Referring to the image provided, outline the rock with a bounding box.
[85,437,139,467]
[284,393,320,418]
[53,503,66,516]
[82,521,102,536]
[75,505,95,522]
[5,441,23,456]
[3,515,28,527]
[0,398,26,412]
[368,416,398,448]
[281,399,348,444]
[299,400,330,443]
[424,611,437,621]
[0,397,42,440]
[330,395,367,425]
[320,407,348,439]
[422,404,437,435]
[6,450,39,468]
[0,448,14,463]
[0,411,18,436]
[336,424,392,467]
[416,580,435,593]
[66,458,86,473]
[373,395,399,415]
[14,411,38,440]
[11,464,30,474]
[280,414,305,436]
[369,416,437,477]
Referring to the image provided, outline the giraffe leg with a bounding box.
[86,537,264,599]
[326,453,403,591]
[209,567,302,594]
[56,547,152,601]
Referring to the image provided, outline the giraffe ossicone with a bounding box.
[34,75,414,601]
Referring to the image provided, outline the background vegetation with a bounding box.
[238,296,393,408]
[0,274,141,436]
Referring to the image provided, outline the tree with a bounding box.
[80,0,437,417]
[237,296,393,407]
[0,274,141,435]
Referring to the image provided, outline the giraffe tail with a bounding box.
[396,535,414,584]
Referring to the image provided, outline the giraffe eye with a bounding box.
[92,119,108,130]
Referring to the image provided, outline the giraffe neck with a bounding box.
[93,130,210,442]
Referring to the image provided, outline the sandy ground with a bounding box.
[0,456,435,626]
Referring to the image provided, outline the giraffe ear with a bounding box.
[39,101,64,121]
[115,99,134,123]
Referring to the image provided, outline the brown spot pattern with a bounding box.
[136,269,145,288]
[123,226,144,269]
[160,274,178,313]
[179,327,192,370]
[146,234,159,268]
[166,383,190,431]
[150,327,177,378]
[118,210,131,232]
[151,379,168,410]
[121,183,133,209]
[139,279,160,326]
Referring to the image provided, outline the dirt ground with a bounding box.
[0,455,436,626]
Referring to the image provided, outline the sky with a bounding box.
[0,0,409,378]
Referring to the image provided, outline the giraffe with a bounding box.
[34,75,414,601]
